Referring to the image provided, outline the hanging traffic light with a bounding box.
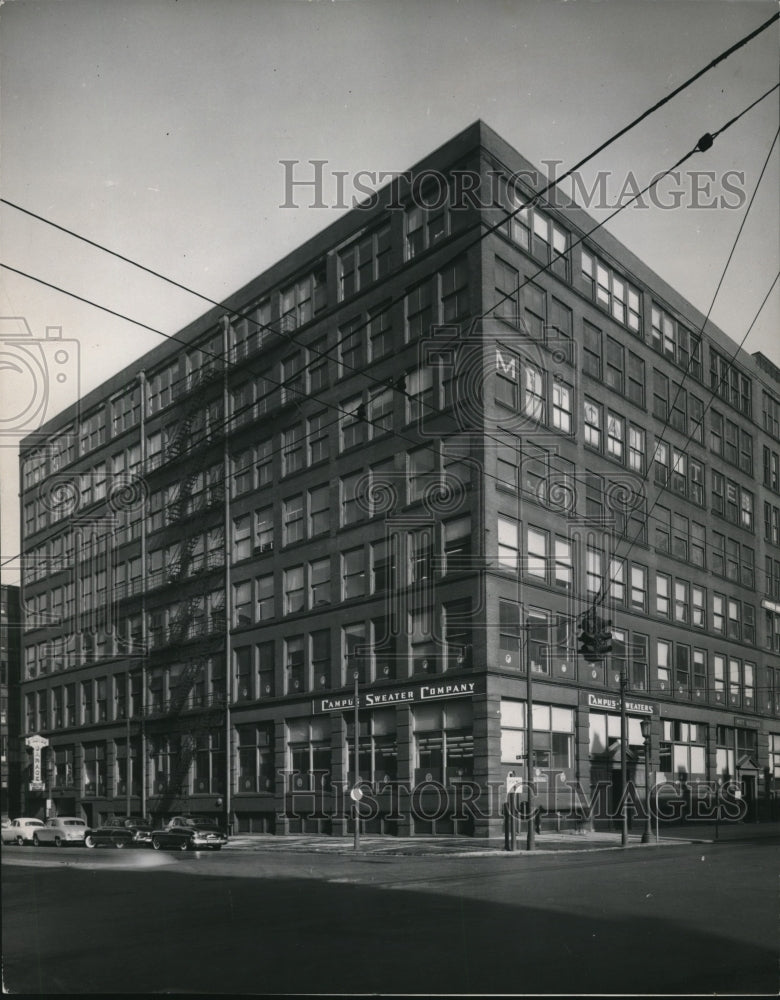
[578,613,598,662]
[578,613,613,662]
[597,618,613,656]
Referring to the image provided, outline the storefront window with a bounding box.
[414,700,473,785]
[346,708,397,785]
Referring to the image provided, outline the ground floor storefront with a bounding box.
[20,672,780,837]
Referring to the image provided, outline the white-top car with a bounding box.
[33,816,88,847]
[1,817,45,846]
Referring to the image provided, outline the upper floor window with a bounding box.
[710,348,751,417]
[338,224,391,299]
[280,270,326,331]
[405,185,450,258]
[581,250,640,333]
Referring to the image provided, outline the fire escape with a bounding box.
[144,354,228,820]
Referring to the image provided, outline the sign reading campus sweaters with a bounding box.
[313,679,480,714]
[586,693,654,715]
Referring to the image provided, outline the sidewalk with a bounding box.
[226,819,780,857]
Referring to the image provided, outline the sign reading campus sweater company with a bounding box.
[313,679,481,714]
[587,693,654,715]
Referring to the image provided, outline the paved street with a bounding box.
[3,836,778,995]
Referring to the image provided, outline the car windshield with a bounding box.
[64,820,85,827]
[187,817,218,828]
[25,820,44,827]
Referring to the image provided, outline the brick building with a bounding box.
[17,121,780,837]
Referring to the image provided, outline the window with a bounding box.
[233,515,251,561]
[368,386,393,437]
[233,581,252,627]
[370,538,395,593]
[255,506,274,552]
[627,352,644,407]
[344,623,368,682]
[501,700,573,772]
[656,574,670,618]
[414,700,473,784]
[346,707,398,784]
[444,516,471,574]
[307,411,329,465]
[494,256,519,323]
[342,548,366,600]
[710,348,751,416]
[586,547,602,597]
[408,446,437,503]
[284,635,306,693]
[308,485,329,537]
[281,425,303,476]
[440,258,469,323]
[255,574,274,621]
[605,337,624,394]
[553,537,573,590]
[712,593,725,634]
[692,586,705,628]
[338,317,362,374]
[631,565,648,612]
[495,347,520,408]
[308,335,329,393]
[674,580,690,624]
[341,472,366,526]
[287,717,330,789]
[498,516,519,571]
[583,322,602,379]
[405,192,449,258]
[584,399,602,450]
[582,250,640,332]
[625,425,644,474]
[526,526,548,580]
[406,281,433,341]
[281,271,326,331]
[237,723,275,794]
[407,366,434,423]
[341,395,365,450]
[369,303,393,361]
[656,640,672,689]
[522,282,546,339]
[552,381,572,433]
[607,412,624,461]
[338,224,391,298]
[283,495,304,545]
[281,567,304,615]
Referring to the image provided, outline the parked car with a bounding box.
[2,817,45,846]
[33,816,88,847]
[151,815,228,851]
[84,817,153,849]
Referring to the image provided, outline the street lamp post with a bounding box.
[353,668,360,853]
[126,713,132,818]
[619,671,628,847]
[640,717,652,844]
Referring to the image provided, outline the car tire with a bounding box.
[16,836,24,847]
[210,845,222,851]
[151,837,162,851]
[115,840,125,849]
[33,834,40,847]
[85,835,96,848]
[54,835,63,847]
[178,839,189,852]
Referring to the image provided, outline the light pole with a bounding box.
[525,624,535,852]
[640,717,652,844]
[126,712,131,818]
[352,668,360,853]
[619,670,628,847]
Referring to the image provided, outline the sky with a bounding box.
[1,0,778,584]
